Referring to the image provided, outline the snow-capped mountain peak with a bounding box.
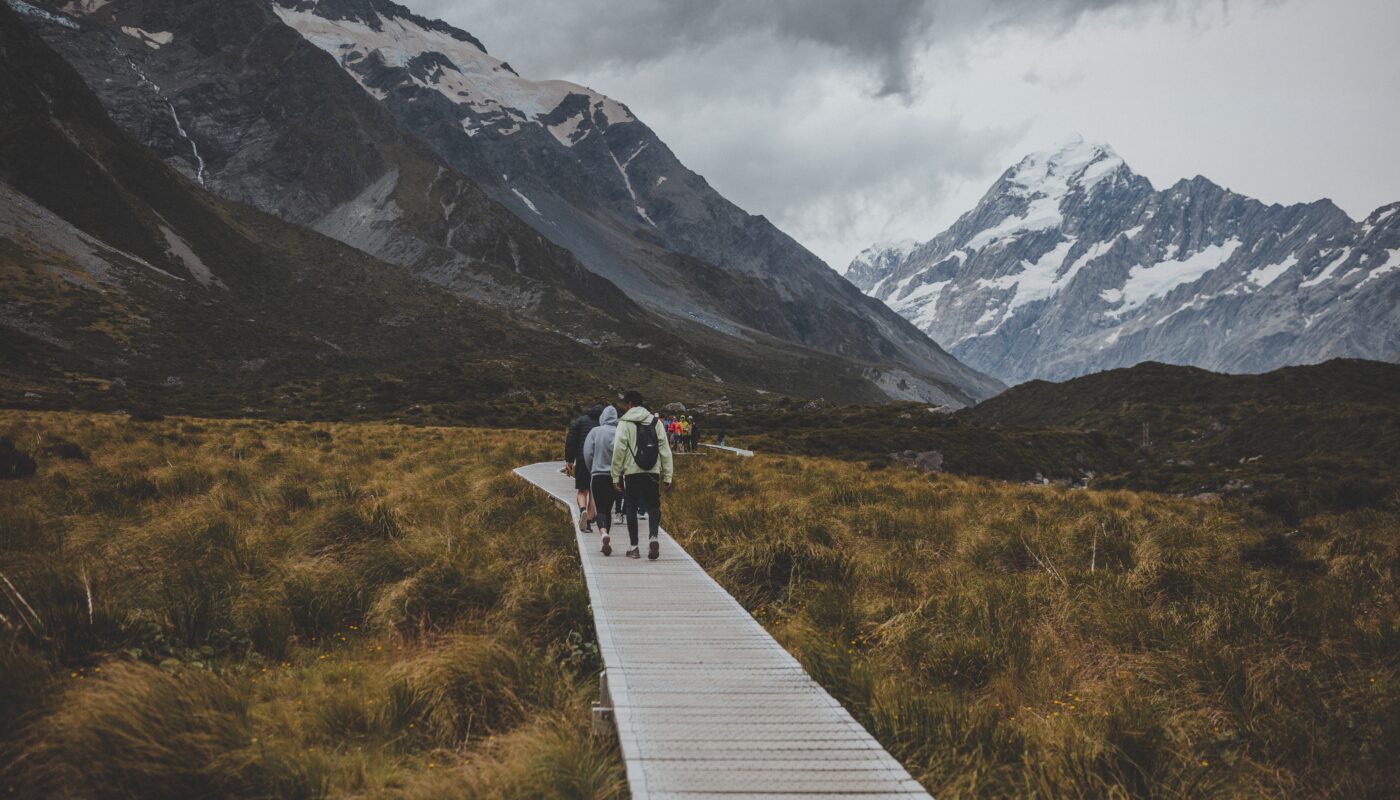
[847,238,917,275]
[950,137,1141,254]
[1005,137,1128,200]
[849,141,1398,384]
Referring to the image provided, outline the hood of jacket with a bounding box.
[598,405,619,427]
[619,406,654,424]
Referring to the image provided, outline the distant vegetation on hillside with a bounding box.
[721,359,1400,520]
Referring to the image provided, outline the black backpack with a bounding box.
[630,415,661,470]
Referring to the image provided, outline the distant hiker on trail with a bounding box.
[717,426,727,446]
[686,416,698,452]
[564,403,604,532]
[582,405,620,557]
[611,390,674,560]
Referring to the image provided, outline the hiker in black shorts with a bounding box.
[582,405,620,556]
[564,404,603,532]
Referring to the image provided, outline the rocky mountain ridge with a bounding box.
[849,138,1400,384]
[14,0,1002,406]
[0,1,964,420]
[263,0,1001,402]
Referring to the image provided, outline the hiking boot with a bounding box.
[648,539,660,560]
[625,547,641,559]
[601,532,612,556]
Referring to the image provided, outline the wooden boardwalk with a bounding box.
[700,443,755,458]
[514,462,931,799]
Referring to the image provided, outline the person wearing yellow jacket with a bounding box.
[610,390,675,560]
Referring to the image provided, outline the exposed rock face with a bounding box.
[18,0,1003,406]
[261,0,1003,405]
[0,0,597,410]
[891,449,944,474]
[17,0,630,319]
[849,138,1400,384]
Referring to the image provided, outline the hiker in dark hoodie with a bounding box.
[564,404,604,532]
[581,405,620,556]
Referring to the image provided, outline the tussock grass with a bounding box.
[0,411,623,799]
[668,454,1400,798]
[7,407,1396,798]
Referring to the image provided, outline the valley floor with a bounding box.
[0,412,624,799]
[2,411,1397,798]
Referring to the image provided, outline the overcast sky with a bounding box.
[424,0,1400,271]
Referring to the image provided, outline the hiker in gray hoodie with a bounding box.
[582,405,620,556]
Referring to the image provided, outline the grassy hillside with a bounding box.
[713,359,1400,520]
[0,412,623,799]
[960,359,1400,519]
[664,453,1400,798]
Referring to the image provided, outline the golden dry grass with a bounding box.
[665,453,1400,798]
[4,410,1397,799]
[0,411,624,799]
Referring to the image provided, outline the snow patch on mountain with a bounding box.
[890,279,952,329]
[160,226,221,288]
[510,188,540,215]
[1359,249,1400,287]
[1110,239,1243,316]
[547,112,589,147]
[979,237,1080,312]
[1245,255,1297,288]
[966,198,1062,250]
[273,4,631,137]
[121,27,174,48]
[1300,248,1352,288]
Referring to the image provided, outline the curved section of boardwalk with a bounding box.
[514,462,931,799]
[700,443,755,458]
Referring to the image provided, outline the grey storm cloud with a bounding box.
[421,0,1186,97]
[411,0,1393,275]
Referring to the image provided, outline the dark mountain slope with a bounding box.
[17,0,631,319]
[5,0,995,407]
[0,3,833,421]
[22,0,1001,406]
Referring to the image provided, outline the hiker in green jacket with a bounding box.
[610,389,674,560]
